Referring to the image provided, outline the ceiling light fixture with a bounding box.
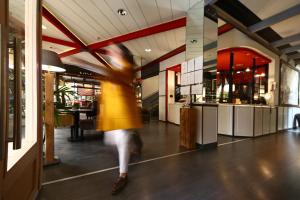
[245,68,251,72]
[145,48,152,52]
[190,39,197,44]
[42,24,47,30]
[117,9,127,16]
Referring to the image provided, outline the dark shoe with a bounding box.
[111,176,128,195]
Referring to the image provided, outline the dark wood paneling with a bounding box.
[0,0,9,197]
[4,146,38,200]
[36,0,43,191]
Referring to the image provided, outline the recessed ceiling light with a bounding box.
[145,48,152,52]
[117,9,127,16]
[190,39,197,44]
[42,24,47,30]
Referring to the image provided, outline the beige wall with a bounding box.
[142,75,159,100]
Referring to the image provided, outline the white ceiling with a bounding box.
[41,0,207,67]
[239,0,300,20]
[43,0,199,45]
[239,0,300,52]
[239,0,300,55]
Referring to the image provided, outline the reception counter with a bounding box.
[218,104,277,137]
[178,103,299,145]
[192,103,218,147]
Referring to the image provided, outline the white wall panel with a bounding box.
[142,75,159,99]
[218,104,233,135]
[160,52,186,71]
[254,107,263,136]
[159,96,166,121]
[234,106,254,137]
[159,71,166,95]
[278,106,284,130]
[263,107,271,135]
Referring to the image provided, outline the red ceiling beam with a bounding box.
[42,35,81,48]
[59,48,81,58]
[135,23,235,72]
[42,6,110,68]
[42,7,86,48]
[218,23,234,35]
[135,45,186,72]
[88,18,186,50]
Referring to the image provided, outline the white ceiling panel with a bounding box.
[270,15,300,38]
[42,17,73,42]
[156,0,173,22]
[218,19,226,27]
[105,0,139,32]
[239,0,300,20]
[171,0,189,19]
[42,41,73,54]
[290,41,300,46]
[44,0,99,44]
[137,0,162,26]
[62,52,105,67]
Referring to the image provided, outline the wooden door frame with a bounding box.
[0,0,43,199]
[0,0,9,197]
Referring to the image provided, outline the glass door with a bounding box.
[0,0,42,199]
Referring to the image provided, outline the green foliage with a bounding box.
[54,85,76,109]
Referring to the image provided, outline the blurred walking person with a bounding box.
[96,43,143,195]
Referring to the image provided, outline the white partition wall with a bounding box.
[159,71,166,121]
[254,107,263,137]
[234,106,254,137]
[278,107,284,130]
[203,106,218,144]
[262,107,271,135]
[218,104,233,135]
[270,107,277,133]
[194,105,218,145]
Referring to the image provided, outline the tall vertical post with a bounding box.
[251,58,256,103]
[228,52,234,103]
[44,72,59,166]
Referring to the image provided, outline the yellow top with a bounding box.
[96,80,142,131]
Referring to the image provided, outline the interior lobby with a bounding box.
[1,0,300,199]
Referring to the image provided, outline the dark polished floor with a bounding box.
[39,123,300,200]
[43,121,187,182]
[43,121,239,182]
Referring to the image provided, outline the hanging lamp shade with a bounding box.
[42,50,66,72]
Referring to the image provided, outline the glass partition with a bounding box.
[7,0,38,170]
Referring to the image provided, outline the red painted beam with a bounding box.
[88,18,186,50]
[42,35,81,48]
[59,48,81,58]
[42,7,86,48]
[218,23,234,35]
[42,6,110,68]
[135,23,235,72]
[135,45,186,72]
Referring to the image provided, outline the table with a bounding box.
[58,108,93,142]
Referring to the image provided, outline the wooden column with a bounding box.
[44,72,59,166]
